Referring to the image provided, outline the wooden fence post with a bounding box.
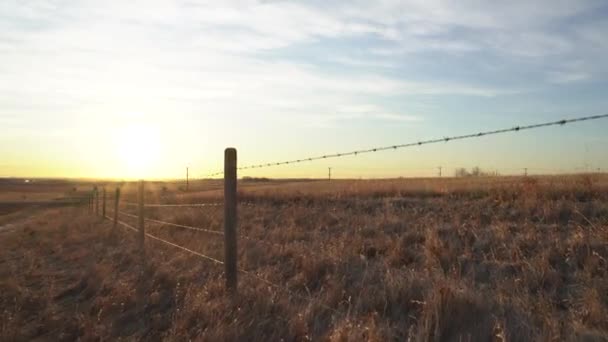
[102,187,106,218]
[138,180,145,256]
[95,187,99,216]
[224,148,238,293]
[113,188,120,235]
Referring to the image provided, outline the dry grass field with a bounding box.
[1,175,607,341]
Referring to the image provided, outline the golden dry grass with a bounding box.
[0,175,607,341]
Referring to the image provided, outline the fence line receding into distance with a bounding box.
[78,113,608,310]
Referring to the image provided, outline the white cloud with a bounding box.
[1,0,517,131]
[295,104,422,128]
[0,0,606,133]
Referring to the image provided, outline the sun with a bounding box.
[113,124,162,178]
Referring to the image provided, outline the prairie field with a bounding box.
[1,175,607,341]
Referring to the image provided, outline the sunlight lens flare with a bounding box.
[113,124,162,178]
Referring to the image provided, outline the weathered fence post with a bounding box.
[95,187,99,216]
[224,148,238,293]
[102,187,106,218]
[138,180,145,256]
[113,187,120,234]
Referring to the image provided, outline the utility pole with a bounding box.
[524,168,528,177]
[328,167,332,181]
[186,167,189,192]
[438,166,442,178]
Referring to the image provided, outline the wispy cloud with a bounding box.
[298,104,422,128]
[1,0,607,131]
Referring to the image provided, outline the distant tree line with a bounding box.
[242,176,271,182]
[454,167,497,177]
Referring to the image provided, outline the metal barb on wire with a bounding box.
[202,113,608,177]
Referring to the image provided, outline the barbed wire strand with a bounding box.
[116,210,285,249]
[122,202,223,208]
[117,208,347,266]
[105,215,339,313]
[204,113,608,177]
[117,211,224,235]
[106,215,224,264]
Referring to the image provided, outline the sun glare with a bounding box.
[113,125,162,178]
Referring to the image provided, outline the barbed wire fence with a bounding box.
[204,113,608,177]
[83,113,608,309]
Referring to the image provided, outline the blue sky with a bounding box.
[1,0,607,179]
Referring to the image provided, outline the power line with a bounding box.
[204,113,608,177]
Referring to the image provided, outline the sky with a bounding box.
[1,0,608,179]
